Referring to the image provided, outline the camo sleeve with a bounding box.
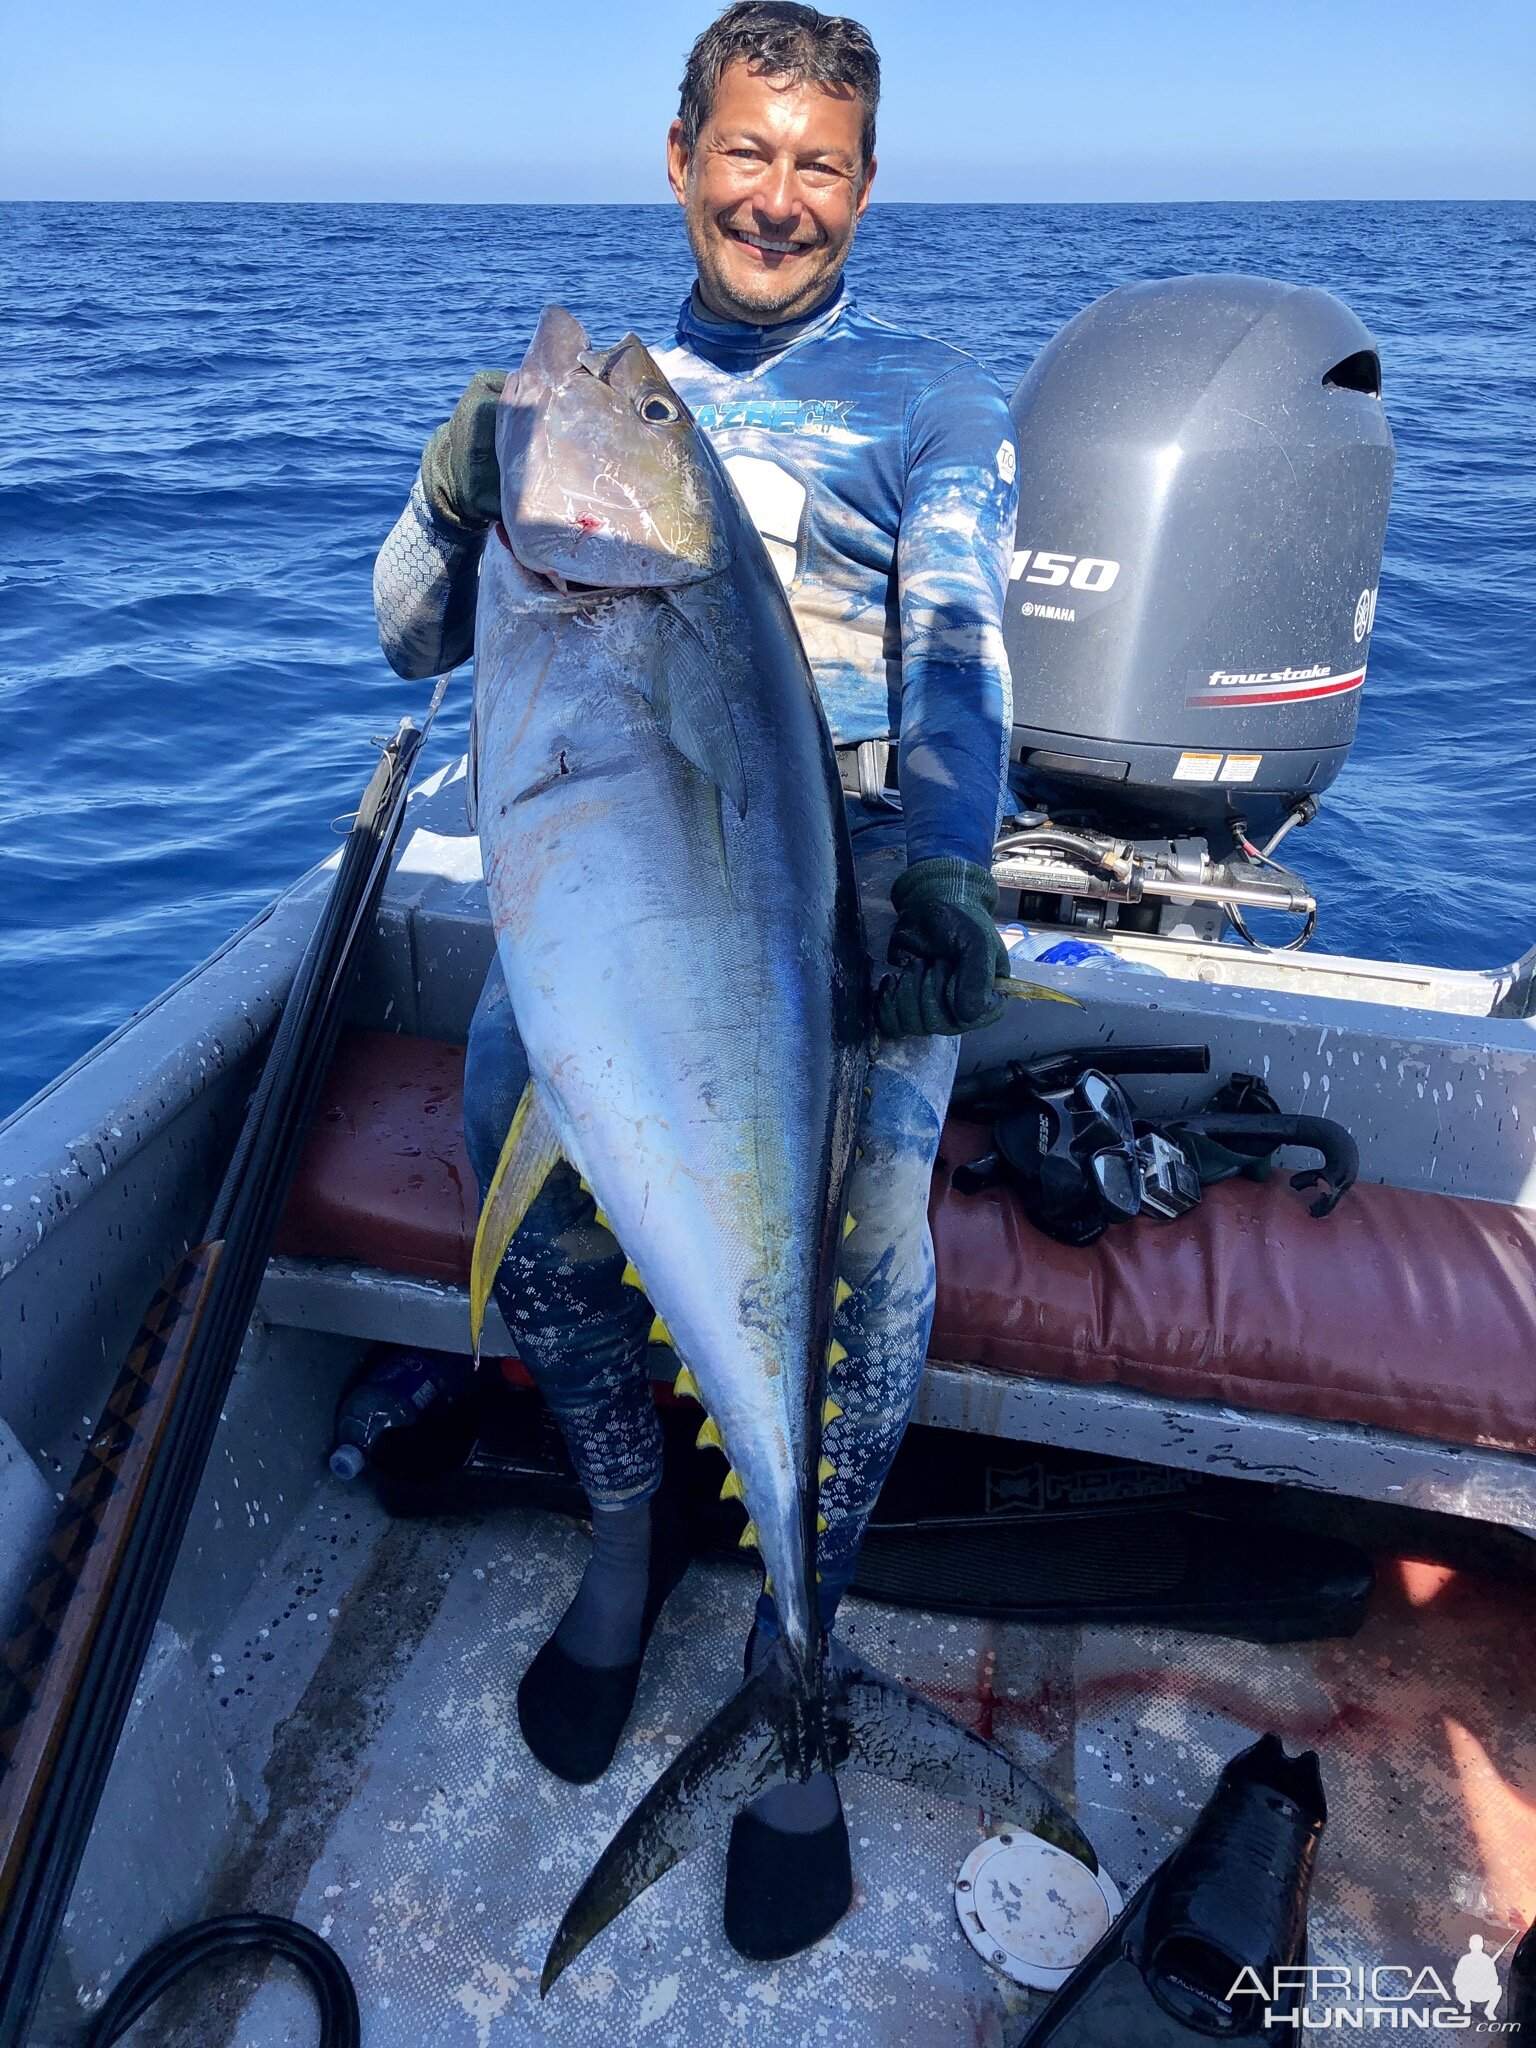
[894,361,1019,871]
[373,476,486,681]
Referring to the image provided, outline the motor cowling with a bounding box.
[1004,275,1395,842]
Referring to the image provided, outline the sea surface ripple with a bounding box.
[1,201,1532,1117]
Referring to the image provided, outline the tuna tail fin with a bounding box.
[540,1660,786,1994]
[468,1079,563,1358]
[831,1642,1097,1868]
[540,1639,1096,1995]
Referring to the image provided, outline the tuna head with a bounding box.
[496,305,731,592]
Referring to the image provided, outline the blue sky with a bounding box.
[3,0,1532,202]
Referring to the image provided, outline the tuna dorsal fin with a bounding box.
[469,1079,562,1357]
[644,597,748,820]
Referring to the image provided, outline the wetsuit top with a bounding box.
[373,277,1019,870]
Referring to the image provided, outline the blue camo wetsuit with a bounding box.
[374,279,1018,1637]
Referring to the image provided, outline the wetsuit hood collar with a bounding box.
[675,276,849,371]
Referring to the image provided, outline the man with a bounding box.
[373,0,1017,1964]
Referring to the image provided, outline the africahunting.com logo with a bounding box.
[1230,1935,1524,2031]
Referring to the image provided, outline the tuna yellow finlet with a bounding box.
[818,1456,836,1486]
[592,1208,610,1230]
[738,1521,759,1550]
[816,1512,828,1534]
[672,1363,701,1401]
[822,1396,843,1425]
[827,1339,848,1369]
[620,1261,644,1289]
[647,1314,672,1346]
[719,1469,745,1502]
[834,1277,854,1309]
[842,1212,857,1240]
[696,1415,723,1453]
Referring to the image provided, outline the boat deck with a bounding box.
[4,771,1531,2045]
[110,1480,1535,2048]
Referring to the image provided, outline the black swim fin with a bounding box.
[1026,1733,1326,2043]
[541,1636,1097,1994]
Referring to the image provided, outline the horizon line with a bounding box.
[5,192,1533,208]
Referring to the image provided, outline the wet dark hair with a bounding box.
[678,3,880,175]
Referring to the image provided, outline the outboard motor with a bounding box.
[997,275,1394,945]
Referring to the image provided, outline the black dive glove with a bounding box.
[876,857,1010,1038]
[420,369,507,530]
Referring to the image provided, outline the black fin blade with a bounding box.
[540,1661,787,1995]
[829,1645,1099,1874]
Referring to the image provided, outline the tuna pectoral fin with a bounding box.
[468,1080,562,1356]
[540,1663,784,1995]
[645,598,748,820]
[541,1641,1098,1995]
[830,1644,1098,1871]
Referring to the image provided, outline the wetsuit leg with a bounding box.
[462,956,663,1508]
[751,799,960,1643]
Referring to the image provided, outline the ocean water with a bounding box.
[1,200,1533,1119]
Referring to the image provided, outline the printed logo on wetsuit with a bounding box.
[691,398,854,436]
[996,440,1017,485]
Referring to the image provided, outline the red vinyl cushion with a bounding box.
[929,1118,1536,1456]
[274,1029,476,1284]
[277,1031,1536,1455]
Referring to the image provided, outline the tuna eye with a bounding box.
[638,393,679,425]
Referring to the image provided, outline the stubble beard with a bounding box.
[685,201,856,328]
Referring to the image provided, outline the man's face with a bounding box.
[667,60,875,327]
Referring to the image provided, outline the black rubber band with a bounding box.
[82,1914,359,2048]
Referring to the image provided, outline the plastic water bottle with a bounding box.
[328,1347,477,1479]
[1001,923,1166,978]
